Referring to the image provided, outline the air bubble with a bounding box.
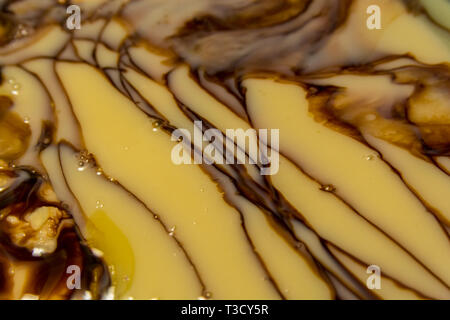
[16,24,29,37]
[91,248,104,258]
[168,226,176,236]
[152,120,162,132]
[77,161,86,171]
[95,200,104,209]
[82,291,93,300]
[320,184,336,192]
[8,79,21,95]
[295,242,304,249]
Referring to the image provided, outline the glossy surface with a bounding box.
[0,0,449,300]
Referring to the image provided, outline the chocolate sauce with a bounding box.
[0,0,449,300]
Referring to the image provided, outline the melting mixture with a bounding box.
[0,0,449,300]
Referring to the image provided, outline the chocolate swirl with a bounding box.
[0,0,449,300]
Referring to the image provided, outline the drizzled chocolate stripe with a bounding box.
[0,0,449,300]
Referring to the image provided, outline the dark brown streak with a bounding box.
[164,77,374,298]
[237,97,450,293]
[53,62,209,296]
[327,241,431,300]
[271,146,450,292]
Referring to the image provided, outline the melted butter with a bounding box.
[1,0,449,300]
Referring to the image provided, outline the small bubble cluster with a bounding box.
[7,78,21,96]
[15,24,30,38]
[95,200,104,209]
[76,150,94,172]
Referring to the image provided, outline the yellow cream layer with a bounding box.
[0,0,449,300]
